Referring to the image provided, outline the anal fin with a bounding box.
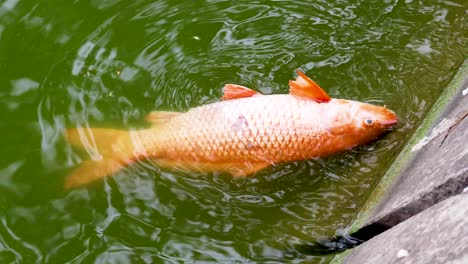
[153,158,270,177]
[230,162,270,177]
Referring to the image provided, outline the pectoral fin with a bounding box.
[289,70,330,102]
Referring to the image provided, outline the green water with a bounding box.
[0,0,467,263]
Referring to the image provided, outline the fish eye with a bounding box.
[364,119,374,126]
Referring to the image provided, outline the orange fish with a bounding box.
[65,71,398,188]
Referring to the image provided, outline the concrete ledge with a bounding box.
[330,60,468,263]
[344,194,468,264]
[367,70,468,227]
[350,59,468,231]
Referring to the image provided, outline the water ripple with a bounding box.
[0,0,466,263]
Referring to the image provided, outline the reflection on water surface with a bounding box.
[0,0,466,263]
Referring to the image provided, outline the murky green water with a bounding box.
[0,0,466,263]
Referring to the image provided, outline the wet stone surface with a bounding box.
[344,194,468,264]
[368,74,468,227]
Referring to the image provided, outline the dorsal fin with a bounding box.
[145,111,181,126]
[289,70,330,102]
[222,84,261,100]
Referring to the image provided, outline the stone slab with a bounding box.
[330,60,468,264]
[344,194,468,264]
[367,73,468,227]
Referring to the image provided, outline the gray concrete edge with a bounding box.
[330,58,468,264]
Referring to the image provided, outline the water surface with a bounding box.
[0,0,467,263]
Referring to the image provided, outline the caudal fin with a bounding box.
[64,127,135,189]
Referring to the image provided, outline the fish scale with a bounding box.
[64,71,398,188]
[153,95,325,165]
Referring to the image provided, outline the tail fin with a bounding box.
[64,127,135,189]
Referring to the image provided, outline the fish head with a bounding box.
[324,99,398,147]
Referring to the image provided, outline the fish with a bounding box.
[64,71,398,189]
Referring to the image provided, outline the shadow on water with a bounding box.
[0,0,467,263]
[295,223,390,256]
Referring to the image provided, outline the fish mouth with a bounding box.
[381,118,398,128]
[380,108,398,128]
